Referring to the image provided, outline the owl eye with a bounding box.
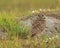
[42,14,44,16]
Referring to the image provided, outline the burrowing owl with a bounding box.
[20,13,46,37]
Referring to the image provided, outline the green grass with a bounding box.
[0,0,60,48]
[0,11,32,38]
[0,11,60,48]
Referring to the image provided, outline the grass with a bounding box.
[0,0,60,10]
[0,10,60,48]
[0,34,60,48]
[0,0,60,47]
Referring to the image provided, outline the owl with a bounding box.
[20,13,46,37]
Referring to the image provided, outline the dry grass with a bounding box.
[0,10,60,48]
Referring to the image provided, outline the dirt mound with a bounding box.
[42,11,60,20]
[44,16,60,37]
[20,12,60,37]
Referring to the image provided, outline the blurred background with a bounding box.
[0,0,60,11]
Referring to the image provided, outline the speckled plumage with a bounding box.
[20,13,46,37]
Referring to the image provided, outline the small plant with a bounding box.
[20,21,31,38]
